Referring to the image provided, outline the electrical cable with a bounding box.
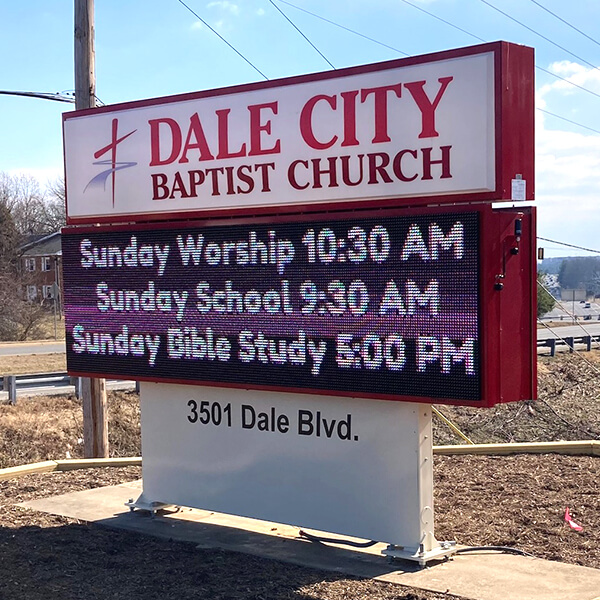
[538,108,600,136]
[273,0,410,57]
[528,0,600,49]
[0,90,75,104]
[537,237,600,255]
[274,0,600,136]
[455,546,537,558]
[398,0,600,103]
[398,0,485,43]
[536,65,600,102]
[478,0,600,72]
[397,0,600,103]
[299,529,378,548]
[176,0,269,80]
[268,0,335,69]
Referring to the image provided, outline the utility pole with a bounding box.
[74,0,108,458]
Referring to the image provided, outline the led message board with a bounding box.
[63,208,483,404]
[63,41,534,224]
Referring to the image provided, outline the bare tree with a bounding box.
[43,176,67,231]
[0,172,65,341]
[0,271,47,341]
[3,174,46,234]
[0,202,20,273]
[0,172,66,235]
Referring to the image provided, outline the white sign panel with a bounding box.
[64,50,495,223]
[139,383,435,548]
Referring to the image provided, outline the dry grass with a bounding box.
[0,352,66,375]
[2,350,600,466]
[0,396,82,467]
[32,313,66,341]
[433,350,600,445]
[0,391,140,469]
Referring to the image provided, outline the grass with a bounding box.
[0,348,141,468]
[33,312,66,341]
[0,353,66,375]
[0,391,141,468]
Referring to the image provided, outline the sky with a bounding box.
[1,0,600,257]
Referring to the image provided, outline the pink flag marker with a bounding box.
[564,507,583,531]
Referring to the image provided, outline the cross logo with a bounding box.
[84,118,137,207]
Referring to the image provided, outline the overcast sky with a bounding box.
[1,0,599,256]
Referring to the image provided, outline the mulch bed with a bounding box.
[1,453,597,600]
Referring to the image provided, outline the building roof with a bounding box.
[19,231,62,257]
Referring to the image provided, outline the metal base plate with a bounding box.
[125,493,180,517]
[383,541,458,567]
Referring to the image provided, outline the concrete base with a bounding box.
[20,481,600,600]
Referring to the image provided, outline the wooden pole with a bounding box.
[81,377,109,458]
[74,0,95,111]
[74,0,108,458]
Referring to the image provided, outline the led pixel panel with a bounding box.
[62,210,480,403]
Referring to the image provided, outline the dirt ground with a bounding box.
[1,350,599,599]
[1,454,597,600]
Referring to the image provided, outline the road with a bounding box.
[0,340,66,356]
[537,322,600,340]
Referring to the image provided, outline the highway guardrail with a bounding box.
[1,372,137,404]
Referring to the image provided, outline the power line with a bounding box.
[535,65,600,102]
[528,0,600,49]
[478,0,600,72]
[275,0,600,136]
[0,90,75,104]
[538,108,600,136]
[273,0,410,57]
[397,0,600,104]
[275,0,410,56]
[537,237,600,255]
[398,0,485,43]
[268,0,335,69]
[176,0,268,80]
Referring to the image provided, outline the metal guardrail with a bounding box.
[1,372,137,404]
[537,334,600,357]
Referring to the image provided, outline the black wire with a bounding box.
[274,0,600,138]
[536,66,600,102]
[399,0,485,43]
[478,0,600,72]
[400,0,600,104]
[456,545,537,558]
[0,91,75,104]
[268,0,335,69]
[528,0,600,49]
[538,108,600,136]
[537,237,600,255]
[273,0,410,57]
[299,529,378,548]
[174,0,600,141]
[176,0,269,80]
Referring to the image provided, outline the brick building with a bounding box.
[19,232,62,308]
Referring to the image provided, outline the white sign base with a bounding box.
[136,382,452,563]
